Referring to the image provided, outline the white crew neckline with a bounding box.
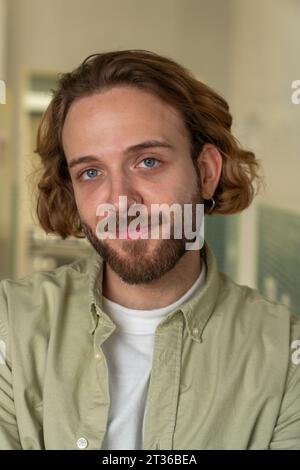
[102,263,206,334]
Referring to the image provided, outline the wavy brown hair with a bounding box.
[33,49,262,239]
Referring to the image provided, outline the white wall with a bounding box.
[0,0,9,278]
[226,0,300,287]
[228,0,300,215]
[0,0,6,80]
[6,0,233,88]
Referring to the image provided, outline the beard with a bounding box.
[80,181,203,285]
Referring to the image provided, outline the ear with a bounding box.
[197,143,222,199]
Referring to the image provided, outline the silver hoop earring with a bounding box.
[207,197,215,213]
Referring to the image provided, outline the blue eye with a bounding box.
[139,158,160,168]
[81,169,100,180]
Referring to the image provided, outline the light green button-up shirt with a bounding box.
[0,241,299,450]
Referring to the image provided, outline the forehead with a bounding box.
[62,86,190,157]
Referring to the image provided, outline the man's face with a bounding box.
[62,86,202,284]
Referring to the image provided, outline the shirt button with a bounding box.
[77,437,88,449]
[192,327,199,336]
[95,353,101,360]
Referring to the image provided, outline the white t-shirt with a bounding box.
[100,264,206,450]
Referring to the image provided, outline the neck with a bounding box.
[102,250,202,310]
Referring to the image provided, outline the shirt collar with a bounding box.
[87,240,221,342]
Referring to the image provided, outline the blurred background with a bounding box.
[0,0,299,315]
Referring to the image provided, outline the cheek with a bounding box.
[72,188,99,225]
[178,169,200,200]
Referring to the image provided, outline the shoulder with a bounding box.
[213,272,300,389]
[0,255,98,337]
[0,255,93,296]
[215,271,299,358]
[217,270,296,324]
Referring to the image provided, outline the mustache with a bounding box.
[98,212,166,230]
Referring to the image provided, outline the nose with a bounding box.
[107,175,143,212]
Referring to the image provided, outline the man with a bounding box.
[0,50,299,450]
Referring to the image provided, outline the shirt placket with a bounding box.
[142,312,184,450]
[76,306,116,450]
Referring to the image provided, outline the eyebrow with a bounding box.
[67,139,175,170]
